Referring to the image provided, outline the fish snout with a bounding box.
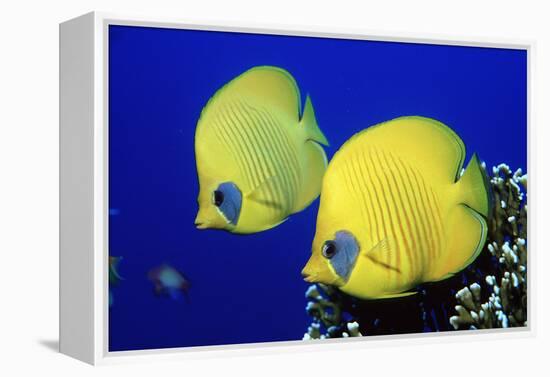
[194,212,209,229]
[301,265,318,283]
[302,273,317,283]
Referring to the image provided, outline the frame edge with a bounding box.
[59,11,96,365]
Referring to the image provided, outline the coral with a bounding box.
[449,164,527,330]
[303,284,362,339]
[303,163,527,338]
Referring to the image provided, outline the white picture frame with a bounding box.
[59,11,534,365]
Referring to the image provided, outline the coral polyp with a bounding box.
[303,284,362,339]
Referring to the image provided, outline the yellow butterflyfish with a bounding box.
[302,116,491,299]
[194,66,329,234]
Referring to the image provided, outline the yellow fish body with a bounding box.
[302,116,490,299]
[194,66,329,234]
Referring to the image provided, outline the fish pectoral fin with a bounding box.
[363,238,401,274]
[364,254,402,274]
[365,237,397,258]
[245,175,284,210]
[247,196,284,210]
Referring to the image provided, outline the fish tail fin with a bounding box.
[293,96,329,213]
[428,155,491,282]
[300,95,329,146]
[456,153,491,217]
[182,288,191,304]
[168,288,183,301]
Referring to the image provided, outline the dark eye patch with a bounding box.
[327,230,359,282]
[214,182,242,225]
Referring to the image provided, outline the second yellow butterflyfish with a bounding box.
[194,66,329,234]
[302,116,491,299]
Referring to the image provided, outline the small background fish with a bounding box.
[109,256,123,307]
[148,264,190,301]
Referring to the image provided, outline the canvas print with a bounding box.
[108,25,527,351]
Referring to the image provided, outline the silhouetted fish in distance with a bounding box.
[148,264,191,301]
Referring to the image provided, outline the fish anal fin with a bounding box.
[430,272,455,283]
[377,291,417,299]
[238,216,289,234]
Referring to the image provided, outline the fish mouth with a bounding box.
[301,271,318,283]
[195,221,209,230]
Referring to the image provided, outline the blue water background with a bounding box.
[108,25,527,351]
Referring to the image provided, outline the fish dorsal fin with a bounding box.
[213,66,301,121]
[343,116,466,184]
[299,95,329,146]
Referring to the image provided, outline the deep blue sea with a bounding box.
[108,25,527,351]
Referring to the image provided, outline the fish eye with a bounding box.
[212,190,224,207]
[322,240,337,259]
